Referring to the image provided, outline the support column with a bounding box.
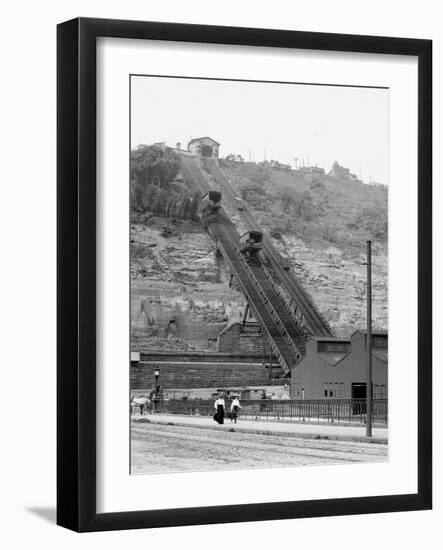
[242,303,250,326]
[366,240,373,437]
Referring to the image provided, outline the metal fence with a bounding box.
[153,398,388,425]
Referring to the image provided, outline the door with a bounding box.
[201,145,213,157]
[352,383,366,415]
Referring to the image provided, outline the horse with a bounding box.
[131,395,151,415]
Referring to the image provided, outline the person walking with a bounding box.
[230,396,242,424]
[213,394,225,425]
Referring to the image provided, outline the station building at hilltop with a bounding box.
[187,136,220,158]
[290,330,388,400]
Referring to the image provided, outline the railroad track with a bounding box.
[203,158,333,337]
[180,155,308,373]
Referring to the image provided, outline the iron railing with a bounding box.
[150,398,388,425]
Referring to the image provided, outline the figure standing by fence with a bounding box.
[213,394,225,424]
[230,396,242,423]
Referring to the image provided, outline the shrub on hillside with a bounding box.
[354,204,388,241]
[131,144,181,213]
[130,145,200,220]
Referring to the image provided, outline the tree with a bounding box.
[131,144,181,212]
[131,144,180,188]
[354,203,388,241]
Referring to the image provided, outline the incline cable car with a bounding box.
[239,230,263,264]
[200,191,222,225]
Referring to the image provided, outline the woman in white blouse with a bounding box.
[230,396,242,424]
[213,395,225,424]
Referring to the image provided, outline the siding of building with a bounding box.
[290,331,388,399]
[188,137,220,158]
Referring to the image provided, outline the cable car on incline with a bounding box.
[200,191,222,224]
[234,196,245,210]
[239,230,263,265]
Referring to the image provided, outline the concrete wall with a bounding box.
[291,331,388,399]
[131,360,271,390]
[217,322,269,355]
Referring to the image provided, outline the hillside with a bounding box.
[130,154,388,350]
[218,159,387,248]
[214,160,388,337]
[131,216,247,351]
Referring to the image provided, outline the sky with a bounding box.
[131,75,389,185]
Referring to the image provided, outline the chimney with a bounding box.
[176,142,181,150]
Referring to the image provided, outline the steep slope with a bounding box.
[212,160,388,336]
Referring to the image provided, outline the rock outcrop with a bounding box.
[131,217,247,351]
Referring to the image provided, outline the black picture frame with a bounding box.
[57,17,432,532]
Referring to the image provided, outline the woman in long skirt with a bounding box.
[230,396,242,423]
[213,395,225,424]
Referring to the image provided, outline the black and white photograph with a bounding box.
[0,0,435,542]
[129,75,389,474]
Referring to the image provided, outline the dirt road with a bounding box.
[131,421,388,474]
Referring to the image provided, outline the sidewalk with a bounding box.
[132,413,388,444]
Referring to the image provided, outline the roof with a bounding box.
[310,336,350,343]
[318,352,350,366]
[188,136,220,146]
[351,329,388,337]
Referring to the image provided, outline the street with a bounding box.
[131,418,388,474]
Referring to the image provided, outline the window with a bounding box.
[364,334,388,348]
[373,335,388,348]
[318,341,350,353]
[323,382,344,398]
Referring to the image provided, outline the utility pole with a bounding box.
[366,240,373,437]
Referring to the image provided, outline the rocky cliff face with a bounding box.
[131,160,388,351]
[218,160,388,337]
[131,217,247,351]
[271,237,387,337]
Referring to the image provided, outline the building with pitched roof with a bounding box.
[328,160,359,181]
[187,136,220,158]
[290,330,388,400]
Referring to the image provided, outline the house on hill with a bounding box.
[290,330,388,400]
[188,136,220,158]
[299,165,325,175]
[328,160,359,181]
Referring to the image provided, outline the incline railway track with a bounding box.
[203,158,333,338]
[213,220,301,371]
[180,154,306,373]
